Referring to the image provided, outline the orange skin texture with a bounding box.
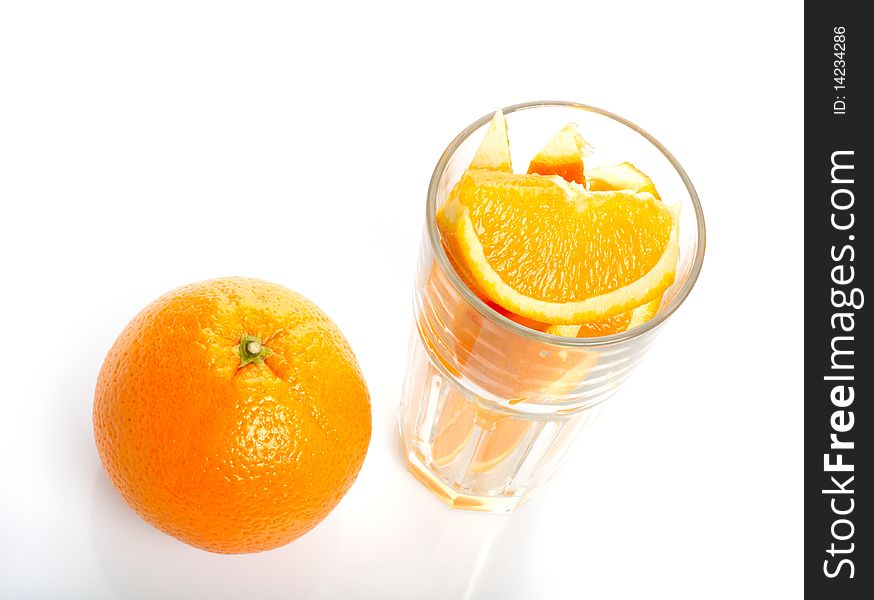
[93,277,371,554]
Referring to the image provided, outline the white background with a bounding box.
[0,1,803,598]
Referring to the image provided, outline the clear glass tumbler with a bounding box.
[400,101,705,512]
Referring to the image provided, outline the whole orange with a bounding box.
[93,277,371,554]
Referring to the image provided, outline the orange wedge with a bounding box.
[627,296,662,329]
[469,110,512,172]
[438,109,512,297]
[587,162,661,200]
[429,390,534,474]
[438,170,679,325]
[526,129,657,337]
[431,390,477,467]
[490,302,580,337]
[532,298,662,338]
[470,416,532,473]
[574,298,660,336]
[527,123,591,184]
[578,161,666,334]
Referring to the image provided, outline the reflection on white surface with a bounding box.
[3,307,804,599]
[460,525,498,600]
[83,387,551,599]
[87,440,542,600]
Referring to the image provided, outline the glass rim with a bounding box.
[425,100,706,348]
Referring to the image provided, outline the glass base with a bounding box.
[406,450,522,513]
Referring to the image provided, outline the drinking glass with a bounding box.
[399,101,706,512]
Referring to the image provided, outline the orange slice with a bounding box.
[532,298,661,338]
[587,162,661,200]
[438,109,512,296]
[439,221,483,303]
[627,296,661,329]
[470,416,532,473]
[490,302,580,337]
[526,129,656,337]
[527,123,591,184]
[541,349,600,395]
[576,161,666,334]
[438,170,679,325]
[431,390,476,467]
[469,110,512,172]
[575,297,661,337]
[429,390,534,475]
